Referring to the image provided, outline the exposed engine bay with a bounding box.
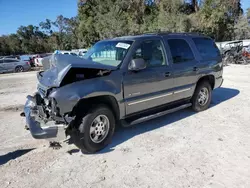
[60,68,111,87]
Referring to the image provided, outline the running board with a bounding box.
[122,103,192,127]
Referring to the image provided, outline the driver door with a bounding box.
[123,39,174,115]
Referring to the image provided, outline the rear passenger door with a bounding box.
[166,38,199,101]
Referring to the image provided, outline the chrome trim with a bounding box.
[128,92,141,97]
[128,92,172,106]
[174,88,191,94]
[127,87,192,106]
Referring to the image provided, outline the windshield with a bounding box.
[83,40,133,67]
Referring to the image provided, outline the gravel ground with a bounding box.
[0,65,250,188]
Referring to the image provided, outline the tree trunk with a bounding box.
[192,0,199,12]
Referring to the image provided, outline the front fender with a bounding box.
[49,78,122,115]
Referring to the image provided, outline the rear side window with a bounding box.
[168,39,195,64]
[193,38,220,59]
[4,59,16,63]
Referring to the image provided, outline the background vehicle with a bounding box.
[34,53,52,67]
[222,41,250,65]
[23,32,223,153]
[222,41,243,56]
[78,49,88,57]
[54,50,78,56]
[1,55,20,59]
[0,58,31,73]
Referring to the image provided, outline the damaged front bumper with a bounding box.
[24,95,66,141]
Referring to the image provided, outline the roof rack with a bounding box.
[143,31,171,36]
[143,31,204,36]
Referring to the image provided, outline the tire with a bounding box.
[73,104,115,153]
[15,66,24,73]
[191,81,212,112]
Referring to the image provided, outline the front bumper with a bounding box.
[24,95,66,141]
[214,76,224,89]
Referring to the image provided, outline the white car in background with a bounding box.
[34,53,52,67]
[54,50,77,56]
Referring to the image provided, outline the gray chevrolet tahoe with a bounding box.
[23,32,223,153]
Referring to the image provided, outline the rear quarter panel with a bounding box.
[188,37,223,89]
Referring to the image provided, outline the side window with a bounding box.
[168,39,195,64]
[132,40,165,67]
[4,59,15,63]
[193,37,220,59]
[0,60,3,64]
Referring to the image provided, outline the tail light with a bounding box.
[26,61,30,65]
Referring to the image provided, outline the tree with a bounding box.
[247,8,250,24]
[234,15,250,40]
[16,25,48,53]
[1,0,248,55]
[191,0,199,12]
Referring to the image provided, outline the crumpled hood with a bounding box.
[38,54,116,88]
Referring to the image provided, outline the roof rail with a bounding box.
[178,32,204,36]
[143,31,171,36]
[143,31,204,36]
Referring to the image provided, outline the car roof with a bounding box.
[2,58,20,61]
[104,32,210,42]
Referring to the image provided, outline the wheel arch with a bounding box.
[70,95,120,122]
[196,75,215,90]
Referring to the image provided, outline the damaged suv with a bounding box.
[23,32,223,153]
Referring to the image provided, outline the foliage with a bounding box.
[0,0,250,56]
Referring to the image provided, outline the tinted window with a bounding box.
[64,53,69,55]
[132,40,165,67]
[4,59,17,63]
[168,39,195,64]
[193,38,220,59]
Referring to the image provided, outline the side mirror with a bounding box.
[128,58,146,71]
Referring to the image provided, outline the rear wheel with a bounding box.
[72,104,115,153]
[191,81,212,112]
[15,66,24,72]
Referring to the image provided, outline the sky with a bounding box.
[0,0,249,35]
[0,0,78,35]
[242,0,250,13]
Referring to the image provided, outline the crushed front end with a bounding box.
[23,88,70,141]
[22,54,114,141]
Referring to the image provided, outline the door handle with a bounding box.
[165,72,171,77]
[193,67,199,72]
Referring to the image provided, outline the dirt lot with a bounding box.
[0,65,250,188]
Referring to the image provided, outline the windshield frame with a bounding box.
[83,40,134,69]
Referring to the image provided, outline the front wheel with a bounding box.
[72,104,115,153]
[191,81,212,112]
